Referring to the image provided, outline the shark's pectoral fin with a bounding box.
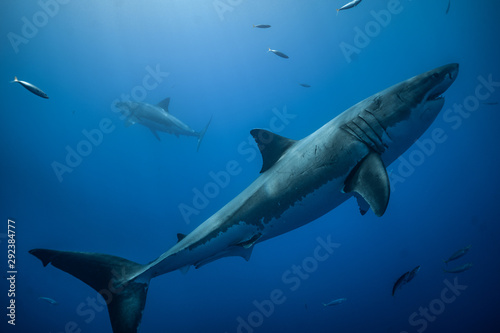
[251,129,296,173]
[157,97,170,112]
[149,128,161,141]
[344,151,390,217]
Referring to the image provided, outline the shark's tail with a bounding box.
[29,249,150,333]
[196,116,212,152]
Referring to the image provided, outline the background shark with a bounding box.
[115,97,211,151]
[30,63,458,333]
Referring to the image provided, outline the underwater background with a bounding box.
[1,0,500,332]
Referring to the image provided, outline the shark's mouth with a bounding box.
[427,92,444,102]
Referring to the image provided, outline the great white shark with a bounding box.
[115,97,211,151]
[30,63,459,333]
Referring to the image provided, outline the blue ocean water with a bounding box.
[1,0,499,332]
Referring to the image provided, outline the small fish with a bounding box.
[323,297,347,306]
[443,245,471,264]
[299,83,311,88]
[11,76,49,99]
[443,263,473,273]
[253,24,271,28]
[405,265,421,283]
[446,0,451,14]
[268,48,289,59]
[38,297,59,305]
[392,265,421,296]
[337,0,363,13]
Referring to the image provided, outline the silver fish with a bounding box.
[337,0,363,13]
[323,297,347,306]
[392,265,421,296]
[268,48,289,59]
[11,76,49,99]
[443,263,472,273]
[299,83,311,88]
[38,297,59,305]
[253,24,271,28]
[443,245,471,264]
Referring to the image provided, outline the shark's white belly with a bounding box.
[258,176,353,242]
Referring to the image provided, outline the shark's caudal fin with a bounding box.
[29,249,149,333]
[196,116,212,152]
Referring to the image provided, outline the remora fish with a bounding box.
[443,245,471,264]
[11,76,49,99]
[443,263,472,273]
[323,297,347,306]
[38,297,59,305]
[337,0,363,13]
[268,48,289,59]
[253,24,271,28]
[392,265,421,296]
[30,63,459,333]
[299,83,311,88]
[115,97,211,151]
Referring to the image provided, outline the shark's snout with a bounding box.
[419,63,459,121]
[425,63,459,102]
[115,101,127,109]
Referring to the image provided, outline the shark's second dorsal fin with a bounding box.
[176,233,187,243]
[344,151,390,217]
[250,129,296,173]
[157,97,171,112]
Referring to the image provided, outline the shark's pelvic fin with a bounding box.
[194,245,254,269]
[344,151,390,217]
[236,232,262,249]
[124,119,135,128]
[157,97,171,112]
[179,265,190,274]
[149,128,161,141]
[29,249,149,333]
[250,129,296,173]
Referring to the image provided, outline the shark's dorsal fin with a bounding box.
[250,129,296,173]
[176,233,187,243]
[344,151,390,217]
[157,97,170,112]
